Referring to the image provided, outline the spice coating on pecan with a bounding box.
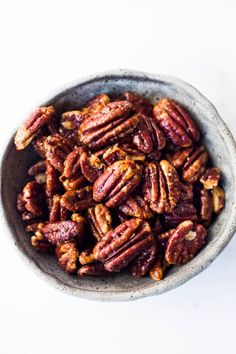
[55,242,78,273]
[22,181,46,216]
[129,240,157,277]
[212,187,225,214]
[87,204,113,241]
[42,220,85,245]
[61,186,95,212]
[118,195,153,219]
[80,151,105,182]
[200,167,221,189]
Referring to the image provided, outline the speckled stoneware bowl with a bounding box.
[1,69,236,301]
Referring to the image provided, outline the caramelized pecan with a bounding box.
[45,160,61,198]
[165,220,207,264]
[129,240,157,277]
[44,134,74,172]
[42,220,85,244]
[31,223,53,252]
[22,181,46,216]
[118,195,153,219]
[200,167,221,189]
[94,218,154,272]
[153,98,200,147]
[142,160,180,213]
[61,186,95,212]
[200,188,213,225]
[102,145,128,165]
[212,187,225,214]
[124,91,153,116]
[93,160,142,208]
[87,204,113,241]
[79,247,95,265]
[119,143,146,162]
[149,255,167,281]
[163,203,198,227]
[32,136,47,158]
[49,194,69,222]
[55,242,78,273]
[60,147,86,189]
[80,151,105,182]
[14,106,55,150]
[77,263,108,277]
[28,160,46,177]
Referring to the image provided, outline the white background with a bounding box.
[1,1,236,353]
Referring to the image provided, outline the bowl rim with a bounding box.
[1,68,236,302]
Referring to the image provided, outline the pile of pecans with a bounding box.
[14,92,225,281]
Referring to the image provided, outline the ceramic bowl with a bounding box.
[1,69,236,301]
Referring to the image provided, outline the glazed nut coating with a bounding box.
[14,93,225,281]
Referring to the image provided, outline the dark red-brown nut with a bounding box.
[118,143,146,163]
[31,223,54,252]
[80,151,105,182]
[102,145,128,165]
[142,160,180,214]
[170,145,208,183]
[78,101,140,150]
[45,160,61,198]
[212,187,225,214]
[32,136,47,158]
[79,247,95,265]
[118,195,153,219]
[55,242,78,273]
[165,220,207,265]
[28,160,46,177]
[179,182,193,203]
[146,150,163,162]
[124,91,153,116]
[14,106,55,150]
[163,203,198,228]
[93,218,154,272]
[200,188,213,225]
[156,230,174,251]
[153,98,200,147]
[200,167,221,190]
[93,160,142,208]
[133,115,166,154]
[61,94,110,131]
[49,194,69,223]
[42,219,85,245]
[44,134,74,173]
[129,240,157,277]
[149,255,168,281]
[87,204,113,241]
[22,181,46,216]
[60,147,86,190]
[77,262,108,277]
[60,186,95,212]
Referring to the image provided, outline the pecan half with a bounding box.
[200,188,213,225]
[119,143,146,162]
[44,134,74,172]
[49,194,69,222]
[133,115,166,154]
[94,218,154,272]
[32,136,47,158]
[142,160,180,213]
[14,106,55,150]
[212,187,225,214]
[124,91,153,116]
[87,204,113,241]
[42,220,85,245]
[102,145,128,165]
[179,182,193,203]
[200,167,221,189]
[149,255,167,281]
[165,220,207,264]
[60,147,86,190]
[129,240,157,277]
[45,160,61,198]
[170,145,208,183]
[153,98,200,147]
[22,181,46,216]
[78,101,139,149]
[55,242,78,273]
[77,263,108,277]
[163,203,197,227]
[80,151,105,182]
[60,186,95,212]
[118,195,153,219]
[93,160,142,208]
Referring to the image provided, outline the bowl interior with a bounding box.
[1,71,236,301]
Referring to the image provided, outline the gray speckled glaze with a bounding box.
[1,69,236,301]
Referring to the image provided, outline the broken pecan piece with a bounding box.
[14,106,55,150]
[79,247,95,265]
[80,151,105,182]
[93,160,142,208]
[153,98,200,147]
[87,204,113,241]
[94,218,154,272]
[31,223,54,252]
[200,167,221,189]
[142,160,180,213]
[165,220,207,264]
[118,195,153,219]
[55,242,78,273]
[149,255,168,281]
[212,187,225,214]
[60,186,95,212]
[42,220,85,245]
[44,134,74,172]
[129,240,157,277]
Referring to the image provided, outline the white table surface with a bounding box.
[1,1,236,353]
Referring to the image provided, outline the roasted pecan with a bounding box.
[49,194,69,222]
[87,204,113,241]
[60,176,86,191]
[55,242,78,273]
[133,115,166,154]
[31,223,53,252]
[28,160,46,177]
[78,101,139,149]
[25,222,45,233]
[149,255,167,281]
[200,167,221,189]
[61,186,95,212]
[45,160,61,198]
[77,262,108,277]
[163,203,198,227]
[102,145,128,165]
[200,188,213,225]
[93,160,142,208]
[179,182,193,203]
[94,218,154,272]
[44,134,74,172]
[156,230,174,251]
[22,181,46,216]
[118,195,153,219]
[14,106,55,150]
[165,220,207,264]
[60,147,86,189]
[153,98,200,147]
[129,240,157,277]
[32,136,47,158]
[42,220,85,245]
[170,145,208,183]
[142,160,180,214]
[151,216,163,235]
[80,151,105,182]
[124,91,153,116]
[79,247,95,265]
[146,150,162,162]
[119,143,146,163]
[212,187,225,214]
